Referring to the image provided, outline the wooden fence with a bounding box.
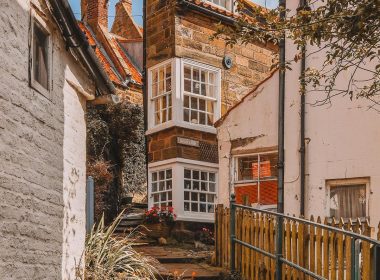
[215,205,380,280]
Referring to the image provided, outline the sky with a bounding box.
[68,0,278,28]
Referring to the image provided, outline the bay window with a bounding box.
[148,58,221,133]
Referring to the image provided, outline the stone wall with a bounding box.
[148,127,218,163]
[0,1,92,279]
[146,0,176,68]
[175,9,276,113]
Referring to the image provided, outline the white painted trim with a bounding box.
[203,0,234,13]
[145,119,217,135]
[148,158,219,169]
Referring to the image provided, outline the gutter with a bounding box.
[298,0,309,217]
[47,0,116,96]
[143,0,149,201]
[177,0,237,25]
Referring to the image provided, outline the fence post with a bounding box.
[373,245,380,280]
[230,193,236,272]
[86,176,95,233]
[275,215,283,280]
[351,238,360,280]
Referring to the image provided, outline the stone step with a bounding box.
[156,263,225,280]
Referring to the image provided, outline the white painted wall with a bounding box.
[0,1,94,278]
[217,1,380,230]
[217,73,279,206]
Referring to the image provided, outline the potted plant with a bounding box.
[144,206,176,239]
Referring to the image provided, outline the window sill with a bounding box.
[177,212,215,223]
[146,120,217,135]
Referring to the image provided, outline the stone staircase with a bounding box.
[134,246,227,280]
[115,203,147,234]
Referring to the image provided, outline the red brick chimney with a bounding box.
[81,0,109,29]
[119,0,132,14]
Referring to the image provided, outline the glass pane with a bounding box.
[162,109,167,123]
[200,193,206,202]
[201,70,206,82]
[166,64,171,79]
[168,107,172,121]
[193,67,200,81]
[208,85,215,98]
[184,180,191,189]
[184,202,190,211]
[199,99,206,111]
[184,79,191,92]
[200,203,206,212]
[184,191,190,200]
[191,97,197,109]
[207,100,214,113]
[193,81,200,94]
[166,169,172,179]
[209,183,215,192]
[34,23,49,90]
[208,204,215,213]
[166,78,172,92]
[159,181,165,191]
[207,114,214,126]
[193,170,199,180]
[191,203,198,212]
[153,69,158,83]
[191,110,198,124]
[207,194,215,203]
[191,192,198,201]
[159,79,164,94]
[184,169,191,179]
[330,184,366,219]
[152,83,158,97]
[166,180,172,190]
[193,181,199,190]
[184,95,190,108]
[201,182,207,191]
[183,109,189,122]
[209,173,215,182]
[168,191,172,200]
[199,112,206,125]
[152,183,157,192]
[184,66,191,79]
[159,171,165,180]
[152,172,157,182]
[161,192,167,201]
[153,194,159,202]
[201,172,207,181]
[201,84,206,96]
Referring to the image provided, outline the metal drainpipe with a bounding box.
[299,0,308,217]
[276,0,286,279]
[143,0,149,203]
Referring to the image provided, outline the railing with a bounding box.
[214,194,380,280]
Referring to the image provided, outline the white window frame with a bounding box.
[232,151,278,208]
[204,0,234,12]
[30,11,53,99]
[150,168,173,208]
[148,158,219,222]
[147,58,221,135]
[326,178,370,221]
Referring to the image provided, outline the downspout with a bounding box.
[143,0,149,202]
[276,1,286,279]
[298,0,308,217]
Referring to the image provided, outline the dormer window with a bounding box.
[206,0,233,11]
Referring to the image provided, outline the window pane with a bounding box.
[330,184,366,219]
[200,193,206,202]
[152,172,157,182]
[209,173,215,182]
[193,81,200,94]
[166,169,172,179]
[184,169,191,179]
[191,203,198,212]
[199,112,206,125]
[200,203,206,212]
[152,183,157,192]
[209,183,215,192]
[184,180,191,189]
[193,181,199,190]
[193,67,200,81]
[199,99,206,111]
[184,66,191,79]
[33,23,49,89]
[183,109,189,122]
[191,97,198,109]
[166,180,172,190]
[201,182,207,191]
[159,181,165,191]
[191,110,198,124]
[184,79,191,92]
[184,95,190,108]
[159,171,165,180]
[184,191,190,200]
[184,202,190,211]
[191,192,198,201]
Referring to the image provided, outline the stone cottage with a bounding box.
[145,0,277,222]
[215,1,380,229]
[0,0,114,278]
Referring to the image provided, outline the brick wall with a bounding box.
[111,1,142,40]
[0,1,91,278]
[148,127,218,163]
[86,0,109,28]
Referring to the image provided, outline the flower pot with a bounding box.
[145,222,172,239]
